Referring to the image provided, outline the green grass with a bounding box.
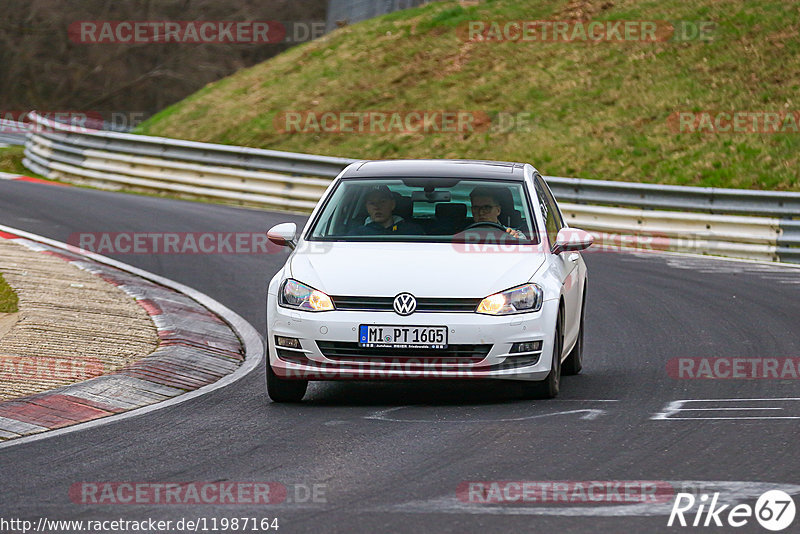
[136,0,800,190]
[0,146,62,181]
[0,273,18,313]
[0,146,30,177]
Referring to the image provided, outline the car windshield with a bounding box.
[307,177,539,243]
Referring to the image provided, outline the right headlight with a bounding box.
[477,283,543,315]
[279,279,334,312]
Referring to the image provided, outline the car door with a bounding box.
[533,174,581,351]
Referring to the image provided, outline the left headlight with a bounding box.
[279,279,334,312]
[477,283,543,315]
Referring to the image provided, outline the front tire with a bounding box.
[266,358,308,403]
[525,313,562,399]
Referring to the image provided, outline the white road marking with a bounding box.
[682,407,782,411]
[652,398,800,421]
[648,253,800,285]
[365,405,610,423]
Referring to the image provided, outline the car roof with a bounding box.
[340,159,528,181]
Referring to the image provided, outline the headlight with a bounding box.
[477,284,543,315]
[280,279,334,312]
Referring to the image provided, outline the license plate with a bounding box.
[359,325,448,349]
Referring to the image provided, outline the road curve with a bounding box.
[1,179,798,534]
[0,223,262,448]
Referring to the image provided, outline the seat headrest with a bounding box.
[435,203,467,219]
[392,192,413,219]
[505,209,523,228]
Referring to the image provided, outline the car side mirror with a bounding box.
[552,228,593,255]
[267,222,297,249]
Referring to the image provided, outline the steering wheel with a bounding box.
[465,221,508,232]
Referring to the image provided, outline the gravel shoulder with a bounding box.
[0,239,159,401]
[0,227,250,444]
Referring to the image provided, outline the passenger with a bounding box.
[351,185,424,235]
[469,186,525,239]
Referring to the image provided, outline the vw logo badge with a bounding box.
[393,293,417,316]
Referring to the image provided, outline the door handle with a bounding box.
[568,253,580,262]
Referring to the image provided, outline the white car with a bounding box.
[265,160,592,402]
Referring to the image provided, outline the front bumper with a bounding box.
[267,294,559,381]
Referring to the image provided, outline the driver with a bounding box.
[351,185,423,235]
[469,186,525,238]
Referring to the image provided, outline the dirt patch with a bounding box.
[0,312,19,340]
[558,0,614,22]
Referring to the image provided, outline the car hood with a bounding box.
[288,241,545,297]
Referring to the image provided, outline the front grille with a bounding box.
[317,341,491,363]
[330,296,482,313]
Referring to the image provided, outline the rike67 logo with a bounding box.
[668,490,796,531]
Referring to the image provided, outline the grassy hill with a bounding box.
[138,0,800,190]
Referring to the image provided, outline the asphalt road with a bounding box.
[1,180,798,534]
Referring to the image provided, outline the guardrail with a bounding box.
[0,119,29,147]
[22,111,799,264]
[546,176,800,218]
